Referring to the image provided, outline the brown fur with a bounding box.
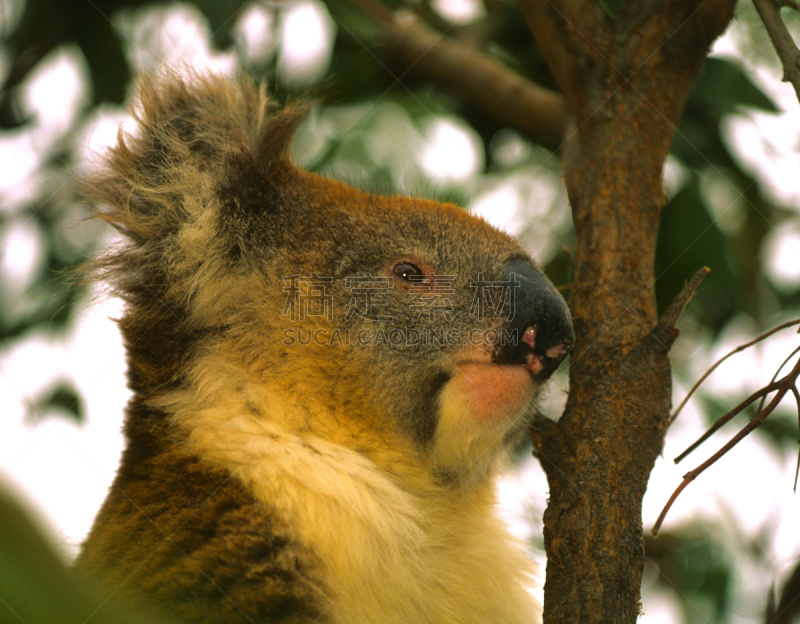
[76,70,572,623]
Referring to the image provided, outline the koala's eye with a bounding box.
[392,262,423,282]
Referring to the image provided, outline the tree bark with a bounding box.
[519,0,736,621]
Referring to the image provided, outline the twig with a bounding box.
[674,374,783,463]
[792,385,800,492]
[670,318,800,424]
[756,343,800,415]
[751,0,800,102]
[674,340,800,464]
[341,0,569,146]
[652,355,800,536]
[651,267,709,351]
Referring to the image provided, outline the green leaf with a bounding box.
[756,411,800,453]
[26,381,84,425]
[597,0,624,20]
[656,177,738,333]
[0,487,179,624]
[646,530,732,620]
[692,57,779,114]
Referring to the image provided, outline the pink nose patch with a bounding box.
[522,326,536,350]
[526,353,544,375]
[522,327,543,374]
[521,325,569,375]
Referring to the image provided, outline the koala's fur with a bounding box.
[76,71,573,624]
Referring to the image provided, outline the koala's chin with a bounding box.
[432,363,534,477]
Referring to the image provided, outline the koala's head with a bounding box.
[88,72,573,486]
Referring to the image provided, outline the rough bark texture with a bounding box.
[518,0,736,621]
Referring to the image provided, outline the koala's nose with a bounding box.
[496,259,574,379]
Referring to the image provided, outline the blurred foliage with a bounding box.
[768,561,800,624]
[0,487,179,624]
[597,0,624,20]
[26,379,84,424]
[1,1,800,623]
[646,530,734,622]
[656,175,738,330]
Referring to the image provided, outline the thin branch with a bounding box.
[673,376,783,463]
[670,318,800,423]
[652,355,800,536]
[793,385,800,492]
[341,0,569,146]
[757,343,800,415]
[651,267,709,351]
[675,336,800,464]
[751,0,800,102]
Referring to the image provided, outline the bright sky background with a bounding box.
[1,2,800,623]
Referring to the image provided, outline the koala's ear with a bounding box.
[215,100,309,231]
[255,104,308,173]
[86,70,308,246]
[83,71,309,310]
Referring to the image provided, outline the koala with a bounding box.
[75,71,574,624]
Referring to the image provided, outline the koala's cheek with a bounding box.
[431,364,536,475]
[446,364,534,424]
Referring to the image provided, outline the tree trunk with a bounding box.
[519,0,736,621]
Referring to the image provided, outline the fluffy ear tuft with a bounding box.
[86,70,308,240]
[83,70,309,306]
[255,104,309,171]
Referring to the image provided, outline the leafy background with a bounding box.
[1,0,800,622]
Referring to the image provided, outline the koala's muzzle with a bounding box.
[495,259,574,379]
